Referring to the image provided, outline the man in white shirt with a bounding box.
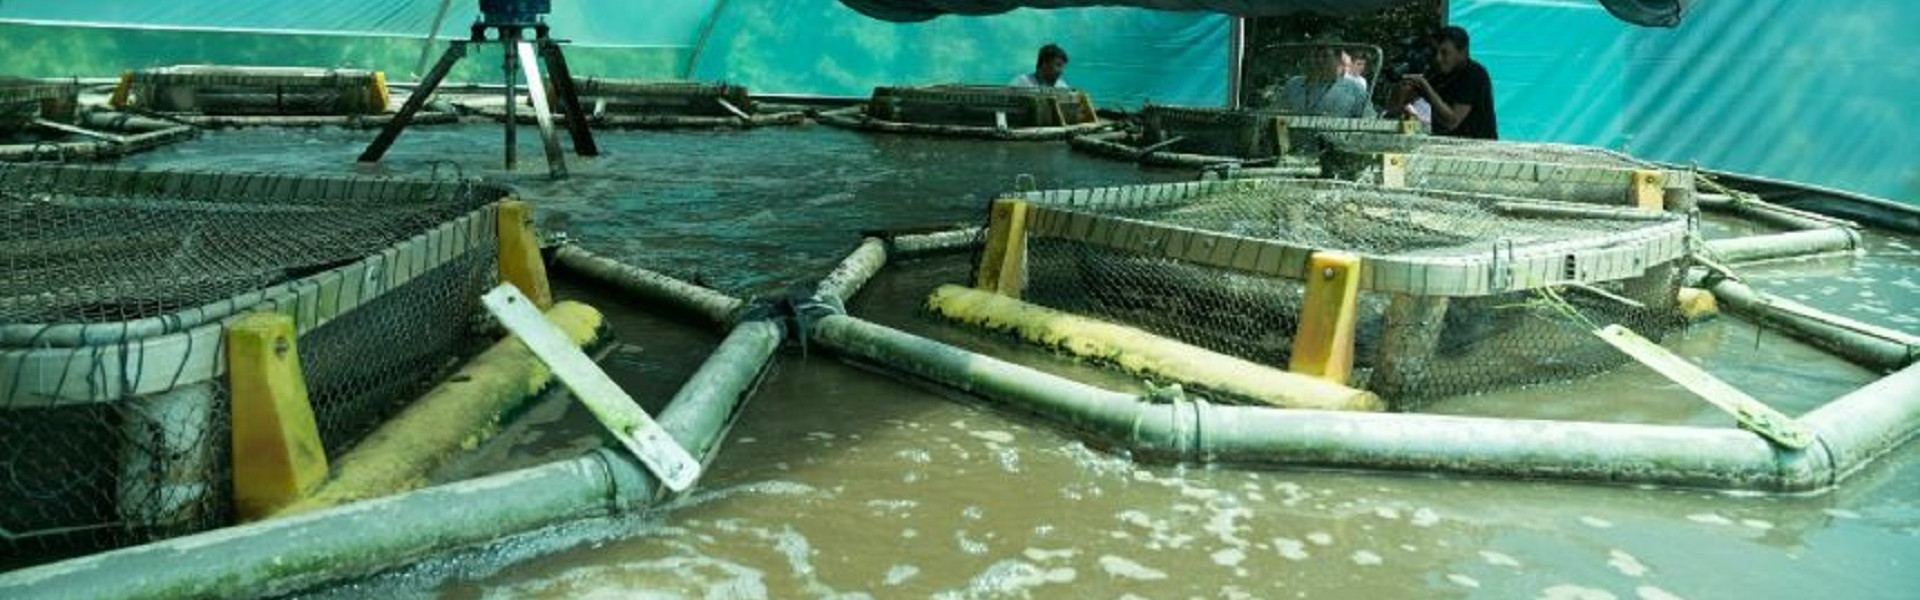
[1009,44,1070,89]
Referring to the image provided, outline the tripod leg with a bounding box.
[516,41,567,178]
[539,41,600,157]
[502,36,518,171]
[359,41,467,163]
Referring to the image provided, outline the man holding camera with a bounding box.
[1394,26,1498,140]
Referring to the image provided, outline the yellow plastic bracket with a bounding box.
[370,71,392,114]
[228,312,328,521]
[1631,169,1667,211]
[1398,118,1421,135]
[974,197,1031,298]
[1290,251,1364,384]
[1380,153,1408,188]
[497,199,554,309]
[108,72,134,109]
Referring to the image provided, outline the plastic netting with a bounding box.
[1002,179,1690,407]
[0,164,503,566]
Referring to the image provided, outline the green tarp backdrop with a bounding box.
[1454,0,1919,206]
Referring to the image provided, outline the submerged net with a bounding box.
[0,164,503,565]
[1003,179,1690,407]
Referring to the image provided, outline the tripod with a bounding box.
[359,20,598,178]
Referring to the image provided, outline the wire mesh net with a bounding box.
[0,164,504,565]
[1002,179,1689,408]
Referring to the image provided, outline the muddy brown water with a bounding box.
[112,124,1919,599]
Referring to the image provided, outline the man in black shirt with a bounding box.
[1402,26,1498,139]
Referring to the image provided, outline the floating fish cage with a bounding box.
[815,84,1111,140]
[0,78,78,132]
[0,163,508,563]
[1316,131,1696,210]
[106,65,443,128]
[2,78,197,163]
[477,78,804,128]
[572,79,749,117]
[953,178,1693,408]
[1070,105,1413,170]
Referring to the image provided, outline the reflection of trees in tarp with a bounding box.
[835,0,1688,27]
[690,0,1230,107]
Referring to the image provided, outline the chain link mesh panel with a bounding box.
[1,164,504,566]
[1001,179,1688,408]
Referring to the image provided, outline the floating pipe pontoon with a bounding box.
[1700,276,1919,372]
[887,226,982,257]
[809,311,1874,491]
[1700,228,1859,264]
[554,244,745,326]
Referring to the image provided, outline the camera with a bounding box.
[478,0,550,28]
[1380,34,1434,84]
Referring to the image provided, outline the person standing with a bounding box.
[1010,44,1071,89]
[1400,26,1497,139]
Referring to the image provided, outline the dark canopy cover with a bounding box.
[835,0,1687,28]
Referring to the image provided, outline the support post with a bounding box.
[1631,169,1667,211]
[359,41,468,164]
[515,40,567,178]
[116,383,218,540]
[1371,294,1451,404]
[497,199,553,309]
[974,198,1031,298]
[1270,117,1290,157]
[1290,252,1363,384]
[227,313,328,521]
[539,40,600,156]
[1380,153,1407,188]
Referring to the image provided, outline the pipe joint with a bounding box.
[1129,386,1210,462]
[587,447,656,512]
[1772,434,1838,494]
